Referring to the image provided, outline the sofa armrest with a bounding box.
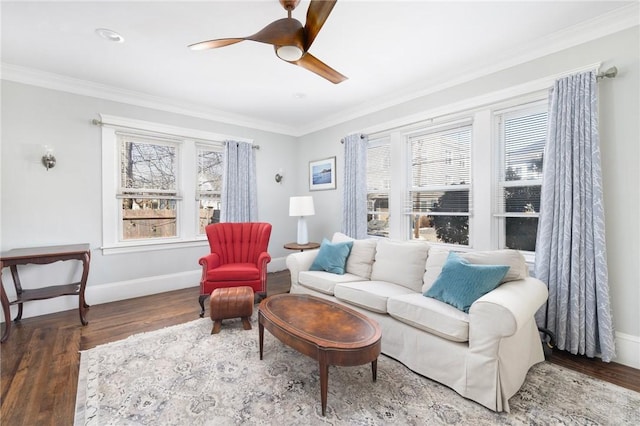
[285,249,320,286]
[468,277,548,353]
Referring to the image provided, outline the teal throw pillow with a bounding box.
[424,252,509,313]
[309,239,353,275]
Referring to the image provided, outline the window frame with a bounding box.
[100,114,250,255]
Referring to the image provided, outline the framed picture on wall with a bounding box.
[309,156,336,191]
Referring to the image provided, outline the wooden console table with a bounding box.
[0,243,91,343]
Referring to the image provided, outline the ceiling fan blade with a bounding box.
[304,0,337,50]
[189,18,303,51]
[247,18,304,47]
[188,38,244,51]
[293,52,347,84]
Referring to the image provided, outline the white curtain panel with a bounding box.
[221,140,258,222]
[341,133,368,239]
[534,70,616,362]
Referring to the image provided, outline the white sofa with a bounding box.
[286,233,549,412]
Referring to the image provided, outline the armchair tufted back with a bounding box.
[205,222,272,265]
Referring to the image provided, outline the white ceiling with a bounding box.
[1,1,637,136]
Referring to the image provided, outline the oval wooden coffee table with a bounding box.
[258,293,382,416]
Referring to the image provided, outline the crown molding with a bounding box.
[0,63,300,137]
[1,3,637,138]
[296,2,639,136]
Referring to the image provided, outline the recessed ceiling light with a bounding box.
[95,28,124,43]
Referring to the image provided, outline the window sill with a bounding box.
[101,238,208,255]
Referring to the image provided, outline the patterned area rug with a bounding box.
[75,313,640,425]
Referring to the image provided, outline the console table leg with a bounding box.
[1,278,10,343]
[15,303,23,322]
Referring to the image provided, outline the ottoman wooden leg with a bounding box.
[241,317,252,330]
[211,320,222,335]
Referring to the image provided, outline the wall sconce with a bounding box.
[42,147,56,171]
[275,169,284,183]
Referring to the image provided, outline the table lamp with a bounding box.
[289,196,315,244]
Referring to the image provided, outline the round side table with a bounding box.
[284,242,320,252]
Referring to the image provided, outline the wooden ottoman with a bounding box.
[209,286,254,334]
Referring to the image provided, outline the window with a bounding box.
[408,123,472,245]
[366,138,391,237]
[197,145,224,234]
[495,103,547,252]
[119,134,179,240]
[100,114,248,254]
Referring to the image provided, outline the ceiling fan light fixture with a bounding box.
[276,45,303,62]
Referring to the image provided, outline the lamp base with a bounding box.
[297,216,308,245]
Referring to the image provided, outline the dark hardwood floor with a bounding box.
[1,270,639,425]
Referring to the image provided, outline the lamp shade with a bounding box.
[289,196,315,217]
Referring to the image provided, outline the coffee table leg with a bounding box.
[319,361,329,416]
[259,321,264,360]
[371,358,378,381]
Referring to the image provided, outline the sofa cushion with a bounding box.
[461,250,528,282]
[332,232,377,279]
[334,281,415,314]
[309,238,353,275]
[370,239,430,292]
[422,248,528,293]
[387,293,470,342]
[422,248,450,293]
[424,252,509,313]
[298,270,364,295]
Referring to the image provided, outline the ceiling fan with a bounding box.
[188,0,347,84]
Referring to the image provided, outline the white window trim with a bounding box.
[99,114,252,255]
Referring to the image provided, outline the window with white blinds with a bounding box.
[366,138,391,237]
[408,123,471,245]
[495,102,547,251]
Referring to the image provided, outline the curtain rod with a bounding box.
[596,66,618,80]
[340,134,366,144]
[91,119,260,149]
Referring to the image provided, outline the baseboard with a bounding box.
[1,257,289,322]
[614,331,640,369]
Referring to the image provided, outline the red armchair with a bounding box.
[198,222,272,317]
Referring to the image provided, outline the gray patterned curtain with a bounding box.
[341,133,368,239]
[221,140,258,222]
[534,70,616,362]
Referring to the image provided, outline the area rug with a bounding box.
[75,314,640,425]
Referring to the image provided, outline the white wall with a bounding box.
[1,82,300,317]
[296,27,640,368]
